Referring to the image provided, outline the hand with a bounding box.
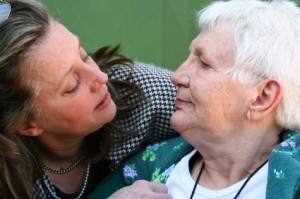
[108,180,172,199]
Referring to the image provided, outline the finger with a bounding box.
[148,182,168,193]
[132,180,168,193]
[155,193,173,199]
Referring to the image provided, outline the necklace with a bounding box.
[43,162,91,199]
[189,159,269,199]
[41,152,86,174]
[190,161,205,199]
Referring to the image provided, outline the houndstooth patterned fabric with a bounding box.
[106,61,178,169]
[34,175,55,199]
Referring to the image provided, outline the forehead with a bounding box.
[191,24,235,67]
[31,21,79,69]
[24,21,79,88]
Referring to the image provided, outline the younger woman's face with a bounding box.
[26,21,116,140]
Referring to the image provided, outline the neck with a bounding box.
[190,156,269,199]
[191,128,280,189]
[36,134,85,163]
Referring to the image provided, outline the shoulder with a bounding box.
[106,61,177,107]
[132,61,174,80]
[271,130,300,160]
[87,137,192,199]
[107,61,175,86]
[132,62,177,100]
[106,62,178,167]
[267,130,300,198]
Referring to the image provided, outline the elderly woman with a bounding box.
[89,0,300,199]
[0,0,177,198]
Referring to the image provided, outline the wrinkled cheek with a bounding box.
[221,100,233,121]
[194,104,211,123]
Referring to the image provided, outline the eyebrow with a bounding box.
[194,47,203,57]
[192,46,214,65]
[189,45,204,58]
[189,38,202,53]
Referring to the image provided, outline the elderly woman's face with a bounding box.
[25,22,116,138]
[171,24,253,139]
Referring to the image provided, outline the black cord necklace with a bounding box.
[190,161,205,199]
[189,159,269,199]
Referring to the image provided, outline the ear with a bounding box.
[17,123,43,137]
[247,79,283,121]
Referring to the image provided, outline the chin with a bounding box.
[107,103,117,122]
[97,103,117,127]
[170,113,187,133]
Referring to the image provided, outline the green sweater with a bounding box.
[88,130,300,199]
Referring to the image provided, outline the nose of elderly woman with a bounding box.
[171,62,190,87]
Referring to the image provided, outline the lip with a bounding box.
[175,98,189,109]
[95,91,111,111]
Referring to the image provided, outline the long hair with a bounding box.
[198,0,300,129]
[0,0,51,198]
[0,0,146,198]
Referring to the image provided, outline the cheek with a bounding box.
[47,94,92,124]
[62,99,98,128]
[190,80,231,120]
[66,97,90,112]
[212,82,248,122]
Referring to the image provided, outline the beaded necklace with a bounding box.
[42,162,91,199]
[190,159,269,199]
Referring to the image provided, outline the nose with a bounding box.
[90,69,108,93]
[171,60,190,87]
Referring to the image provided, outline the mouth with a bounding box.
[95,91,111,111]
[175,98,190,109]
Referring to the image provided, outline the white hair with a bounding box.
[197,0,300,129]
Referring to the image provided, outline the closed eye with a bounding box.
[65,78,81,94]
[200,60,211,69]
[83,54,90,63]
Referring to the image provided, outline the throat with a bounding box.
[189,151,269,199]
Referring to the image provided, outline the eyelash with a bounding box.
[65,78,81,94]
[196,57,210,69]
[201,61,210,68]
[83,54,90,63]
